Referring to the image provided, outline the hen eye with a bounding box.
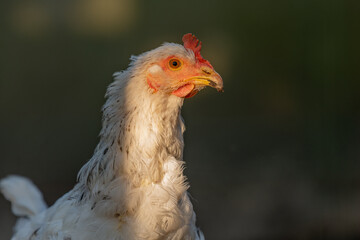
[169,59,182,70]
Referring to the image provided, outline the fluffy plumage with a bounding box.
[1,33,223,240]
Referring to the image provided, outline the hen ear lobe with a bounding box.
[148,64,162,74]
[146,64,163,92]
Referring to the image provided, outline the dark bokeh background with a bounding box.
[1,0,359,239]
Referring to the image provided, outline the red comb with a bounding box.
[182,33,213,69]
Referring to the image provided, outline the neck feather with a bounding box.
[77,69,185,191]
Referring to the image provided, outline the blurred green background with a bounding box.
[0,0,359,239]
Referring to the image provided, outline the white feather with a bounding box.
[1,42,205,240]
[0,175,47,217]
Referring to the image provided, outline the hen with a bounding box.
[0,33,223,240]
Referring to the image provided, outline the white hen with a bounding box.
[0,33,223,240]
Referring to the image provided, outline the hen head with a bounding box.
[139,33,223,98]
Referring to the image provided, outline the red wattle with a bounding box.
[185,89,199,98]
[172,84,195,98]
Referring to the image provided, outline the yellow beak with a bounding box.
[185,67,223,92]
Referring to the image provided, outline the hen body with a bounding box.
[1,34,223,240]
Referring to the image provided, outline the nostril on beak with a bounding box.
[202,69,212,75]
